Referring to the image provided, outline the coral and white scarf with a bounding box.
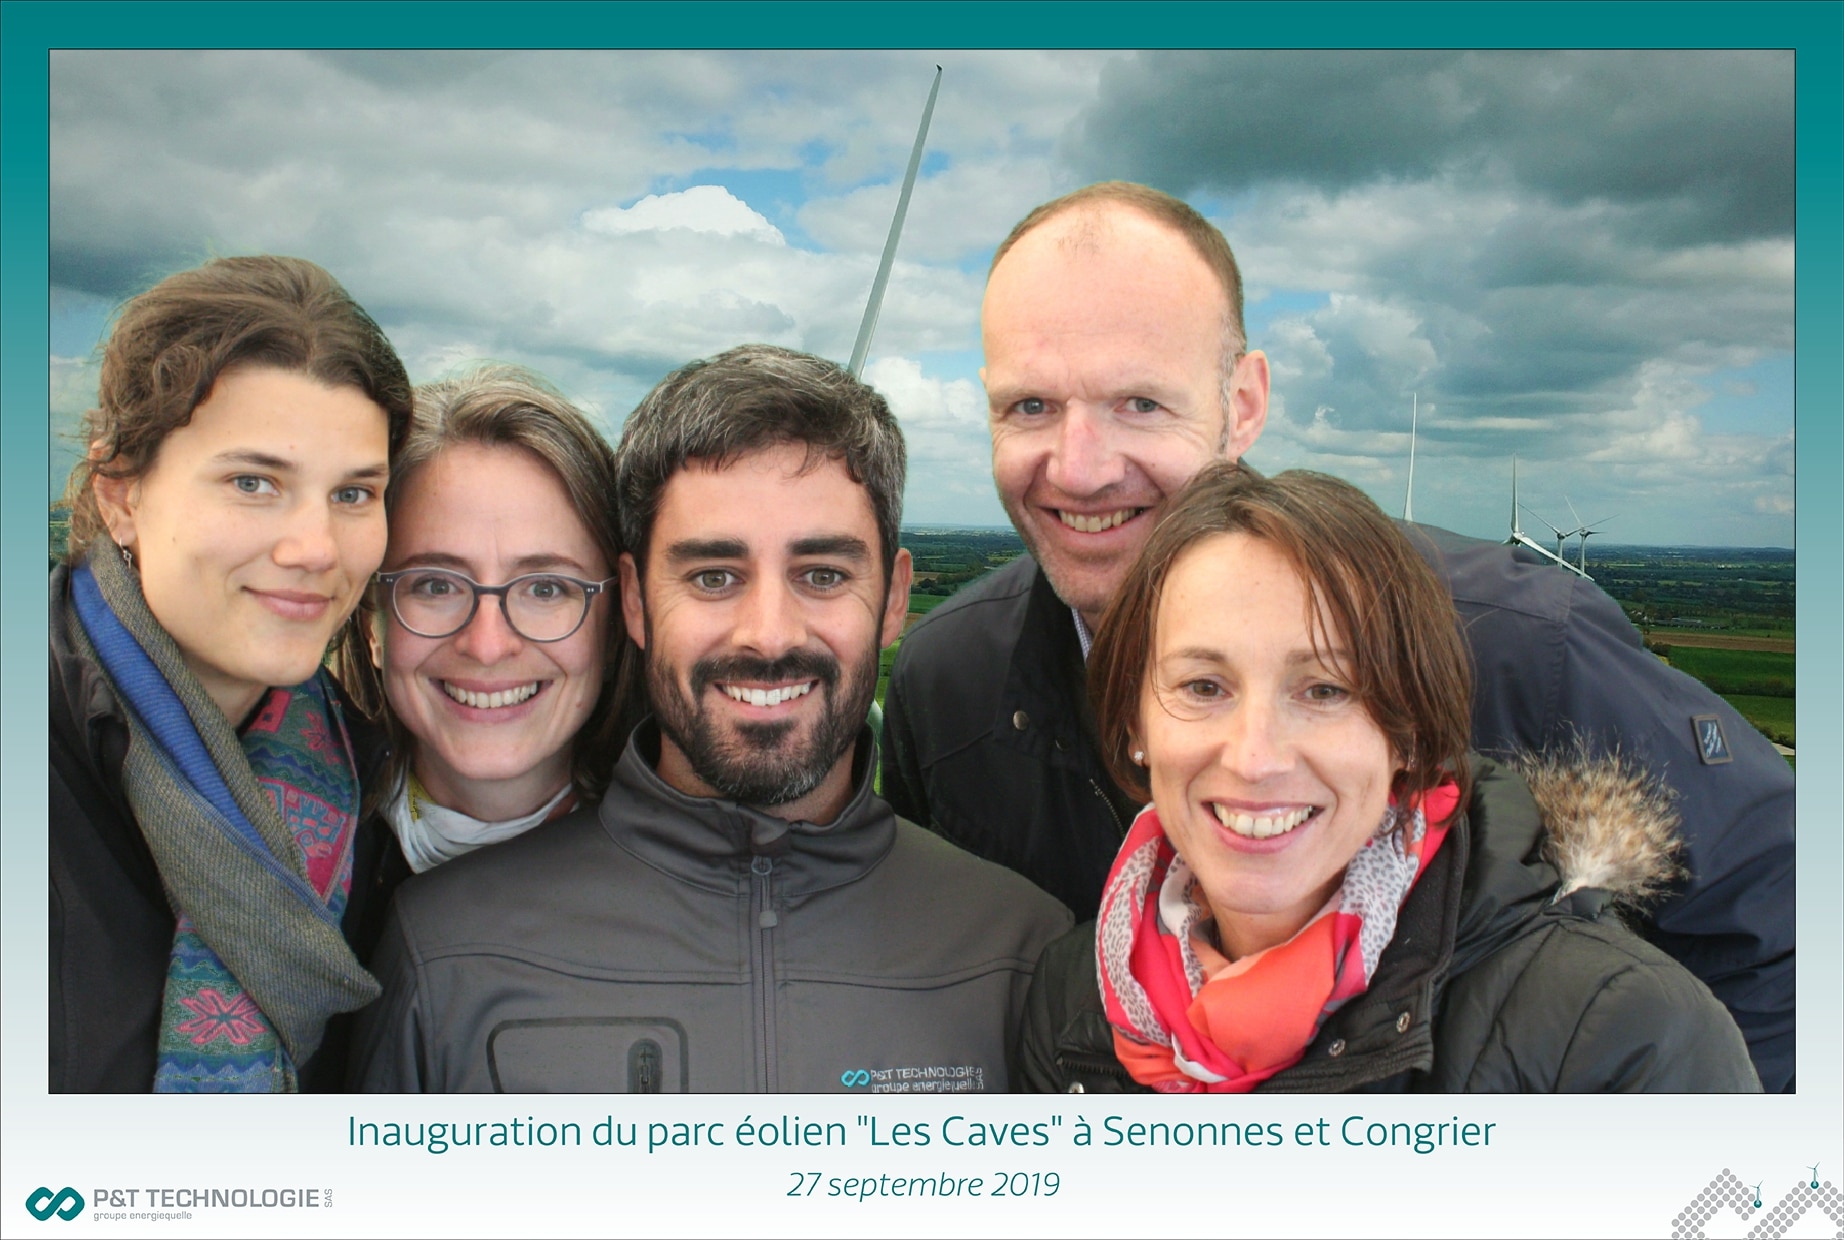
[1095,781,1459,1092]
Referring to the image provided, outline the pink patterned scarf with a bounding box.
[1096,780,1459,1092]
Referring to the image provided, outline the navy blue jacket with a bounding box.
[880,529,1795,1090]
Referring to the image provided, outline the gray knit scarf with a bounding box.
[63,538,380,1077]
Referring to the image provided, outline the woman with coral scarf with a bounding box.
[1018,462,1759,1094]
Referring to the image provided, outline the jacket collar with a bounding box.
[996,560,1140,825]
[1006,558,1088,729]
[601,719,896,897]
[1261,805,1468,1090]
[51,563,162,894]
[51,564,128,743]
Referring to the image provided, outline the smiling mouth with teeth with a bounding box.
[721,681,816,708]
[442,681,542,710]
[1210,803,1320,840]
[1057,508,1142,534]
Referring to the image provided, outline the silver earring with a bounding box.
[1132,749,1146,765]
[120,545,134,568]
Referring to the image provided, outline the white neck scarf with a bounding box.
[383,772,574,874]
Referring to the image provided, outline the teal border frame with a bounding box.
[3,2,1838,1224]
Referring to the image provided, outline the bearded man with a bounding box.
[356,345,1068,1092]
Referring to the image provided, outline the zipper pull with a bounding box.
[751,855,778,927]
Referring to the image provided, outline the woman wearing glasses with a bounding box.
[337,364,627,877]
[50,257,412,1092]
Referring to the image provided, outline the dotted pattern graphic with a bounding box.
[1670,1173,1843,1240]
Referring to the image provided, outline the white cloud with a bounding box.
[49,354,97,423]
[797,156,1067,265]
[583,186,785,244]
[1754,492,1793,516]
[43,49,1793,545]
[859,356,1006,525]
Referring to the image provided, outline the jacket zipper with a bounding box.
[1057,1048,1135,1083]
[750,854,778,1090]
[1089,778,1127,839]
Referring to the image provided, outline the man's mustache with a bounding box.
[688,651,841,699]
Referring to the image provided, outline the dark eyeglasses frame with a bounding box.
[374,568,618,643]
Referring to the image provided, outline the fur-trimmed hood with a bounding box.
[1519,746,1686,905]
[1447,750,1687,981]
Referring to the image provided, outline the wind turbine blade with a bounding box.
[1519,504,1566,541]
[1564,495,1584,531]
[1509,457,1519,538]
[1403,392,1417,522]
[848,65,943,378]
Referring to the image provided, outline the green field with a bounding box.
[1719,694,1795,749]
[1661,647,1795,698]
[876,639,902,709]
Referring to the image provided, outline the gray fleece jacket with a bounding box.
[352,724,1072,1093]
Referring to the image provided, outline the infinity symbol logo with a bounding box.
[840,1069,871,1088]
[25,1188,83,1222]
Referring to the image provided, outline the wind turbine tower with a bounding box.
[1403,393,1417,523]
[1565,496,1616,575]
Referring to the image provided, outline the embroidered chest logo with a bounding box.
[840,1064,987,1093]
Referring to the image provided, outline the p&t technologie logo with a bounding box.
[24,1188,83,1222]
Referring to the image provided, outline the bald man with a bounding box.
[879,182,1795,1090]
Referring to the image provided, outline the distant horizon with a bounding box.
[40,502,1794,554]
[898,523,1795,554]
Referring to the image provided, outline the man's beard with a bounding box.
[647,644,877,808]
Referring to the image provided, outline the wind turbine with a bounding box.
[847,66,942,378]
[1505,457,1589,577]
[1523,505,1573,560]
[847,67,941,744]
[1564,496,1616,575]
[1402,392,1417,522]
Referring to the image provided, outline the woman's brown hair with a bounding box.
[63,255,413,562]
[330,362,634,802]
[1089,461,1474,813]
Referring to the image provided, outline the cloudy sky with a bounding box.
[48,49,1794,547]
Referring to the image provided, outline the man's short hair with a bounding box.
[615,344,907,578]
[990,182,1249,426]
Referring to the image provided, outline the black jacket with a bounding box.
[352,723,1072,1092]
[1019,757,1760,1093]
[48,565,410,1093]
[881,530,1796,1090]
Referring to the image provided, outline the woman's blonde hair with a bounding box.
[332,363,633,800]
